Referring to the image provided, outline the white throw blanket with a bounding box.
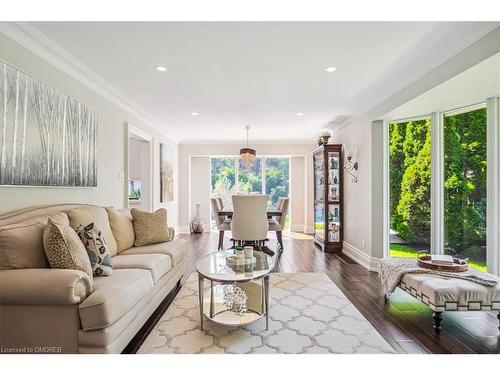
[378,257,499,295]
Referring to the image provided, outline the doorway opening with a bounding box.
[127,124,153,211]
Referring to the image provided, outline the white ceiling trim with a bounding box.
[180,139,316,145]
[0,21,178,144]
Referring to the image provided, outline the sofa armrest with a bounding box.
[0,268,92,305]
[168,227,175,240]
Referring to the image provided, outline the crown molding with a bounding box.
[0,21,178,144]
[179,138,316,145]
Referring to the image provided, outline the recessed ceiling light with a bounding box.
[156,65,167,72]
[296,112,304,116]
[191,112,199,116]
[325,66,337,72]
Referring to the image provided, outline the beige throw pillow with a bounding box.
[43,218,93,281]
[131,208,170,247]
[106,207,135,252]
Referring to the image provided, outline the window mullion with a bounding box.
[261,157,266,194]
[235,157,239,192]
[382,121,390,258]
[430,112,444,255]
[487,97,500,276]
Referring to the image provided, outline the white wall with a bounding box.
[179,142,315,233]
[290,156,306,232]
[0,32,179,228]
[330,118,373,258]
[189,157,211,231]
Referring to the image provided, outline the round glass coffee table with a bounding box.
[195,249,274,330]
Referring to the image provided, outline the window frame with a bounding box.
[383,98,500,276]
[209,155,292,228]
[384,115,432,257]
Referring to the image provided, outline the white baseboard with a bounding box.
[342,241,380,272]
[178,226,213,234]
[304,226,314,235]
[178,226,191,234]
[289,224,306,232]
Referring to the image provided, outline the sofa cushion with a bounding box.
[120,239,187,267]
[130,208,170,247]
[68,206,118,256]
[112,254,172,283]
[106,207,135,252]
[79,269,153,330]
[43,219,93,281]
[42,212,70,226]
[0,212,70,270]
[0,220,47,270]
[75,223,113,277]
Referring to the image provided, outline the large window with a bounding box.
[265,158,290,210]
[443,108,487,271]
[238,158,262,194]
[210,157,236,210]
[210,156,290,228]
[389,119,431,258]
[387,107,489,271]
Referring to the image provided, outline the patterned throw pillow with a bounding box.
[131,208,170,247]
[43,218,93,281]
[75,223,113,277]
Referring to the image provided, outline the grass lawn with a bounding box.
[390,243,487,272]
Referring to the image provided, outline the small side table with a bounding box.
[195,250,273,330]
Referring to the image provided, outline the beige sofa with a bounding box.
[0,204,186,354]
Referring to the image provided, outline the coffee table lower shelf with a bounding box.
[199,278,270,330]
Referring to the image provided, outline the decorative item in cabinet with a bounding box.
[312,144,343,252]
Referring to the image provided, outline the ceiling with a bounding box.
[27,22,500,142]
[383,52,500,120]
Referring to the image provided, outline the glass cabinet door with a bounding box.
[327,152,340,202]
[328,204,341,242]
[314,204,325,240]
[313,152,324,203]
[313,152,325,239]
[327,152,341,242]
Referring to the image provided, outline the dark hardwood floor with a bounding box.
[180,231,500,354]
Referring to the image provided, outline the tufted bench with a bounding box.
[385,272,500,332]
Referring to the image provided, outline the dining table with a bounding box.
[217,210,282,257]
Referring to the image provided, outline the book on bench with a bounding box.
[430,255,454,265]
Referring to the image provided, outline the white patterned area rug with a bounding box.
[138,272,395,354]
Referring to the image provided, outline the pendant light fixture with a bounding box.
[239,125,256,168]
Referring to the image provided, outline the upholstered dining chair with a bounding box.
[268,197,289,251]
[211,197,231,250]
[231,194,269,252]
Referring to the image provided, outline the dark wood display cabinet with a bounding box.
[312,144,343,252]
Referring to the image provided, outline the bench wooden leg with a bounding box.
[498,312,500,331]
[433,312,443,333]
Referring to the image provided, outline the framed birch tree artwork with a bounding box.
[0,60,97,187]
[160,143,174,202]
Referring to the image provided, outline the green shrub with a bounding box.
[392,119,431,244]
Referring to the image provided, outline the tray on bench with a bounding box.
[417,251,468,272]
